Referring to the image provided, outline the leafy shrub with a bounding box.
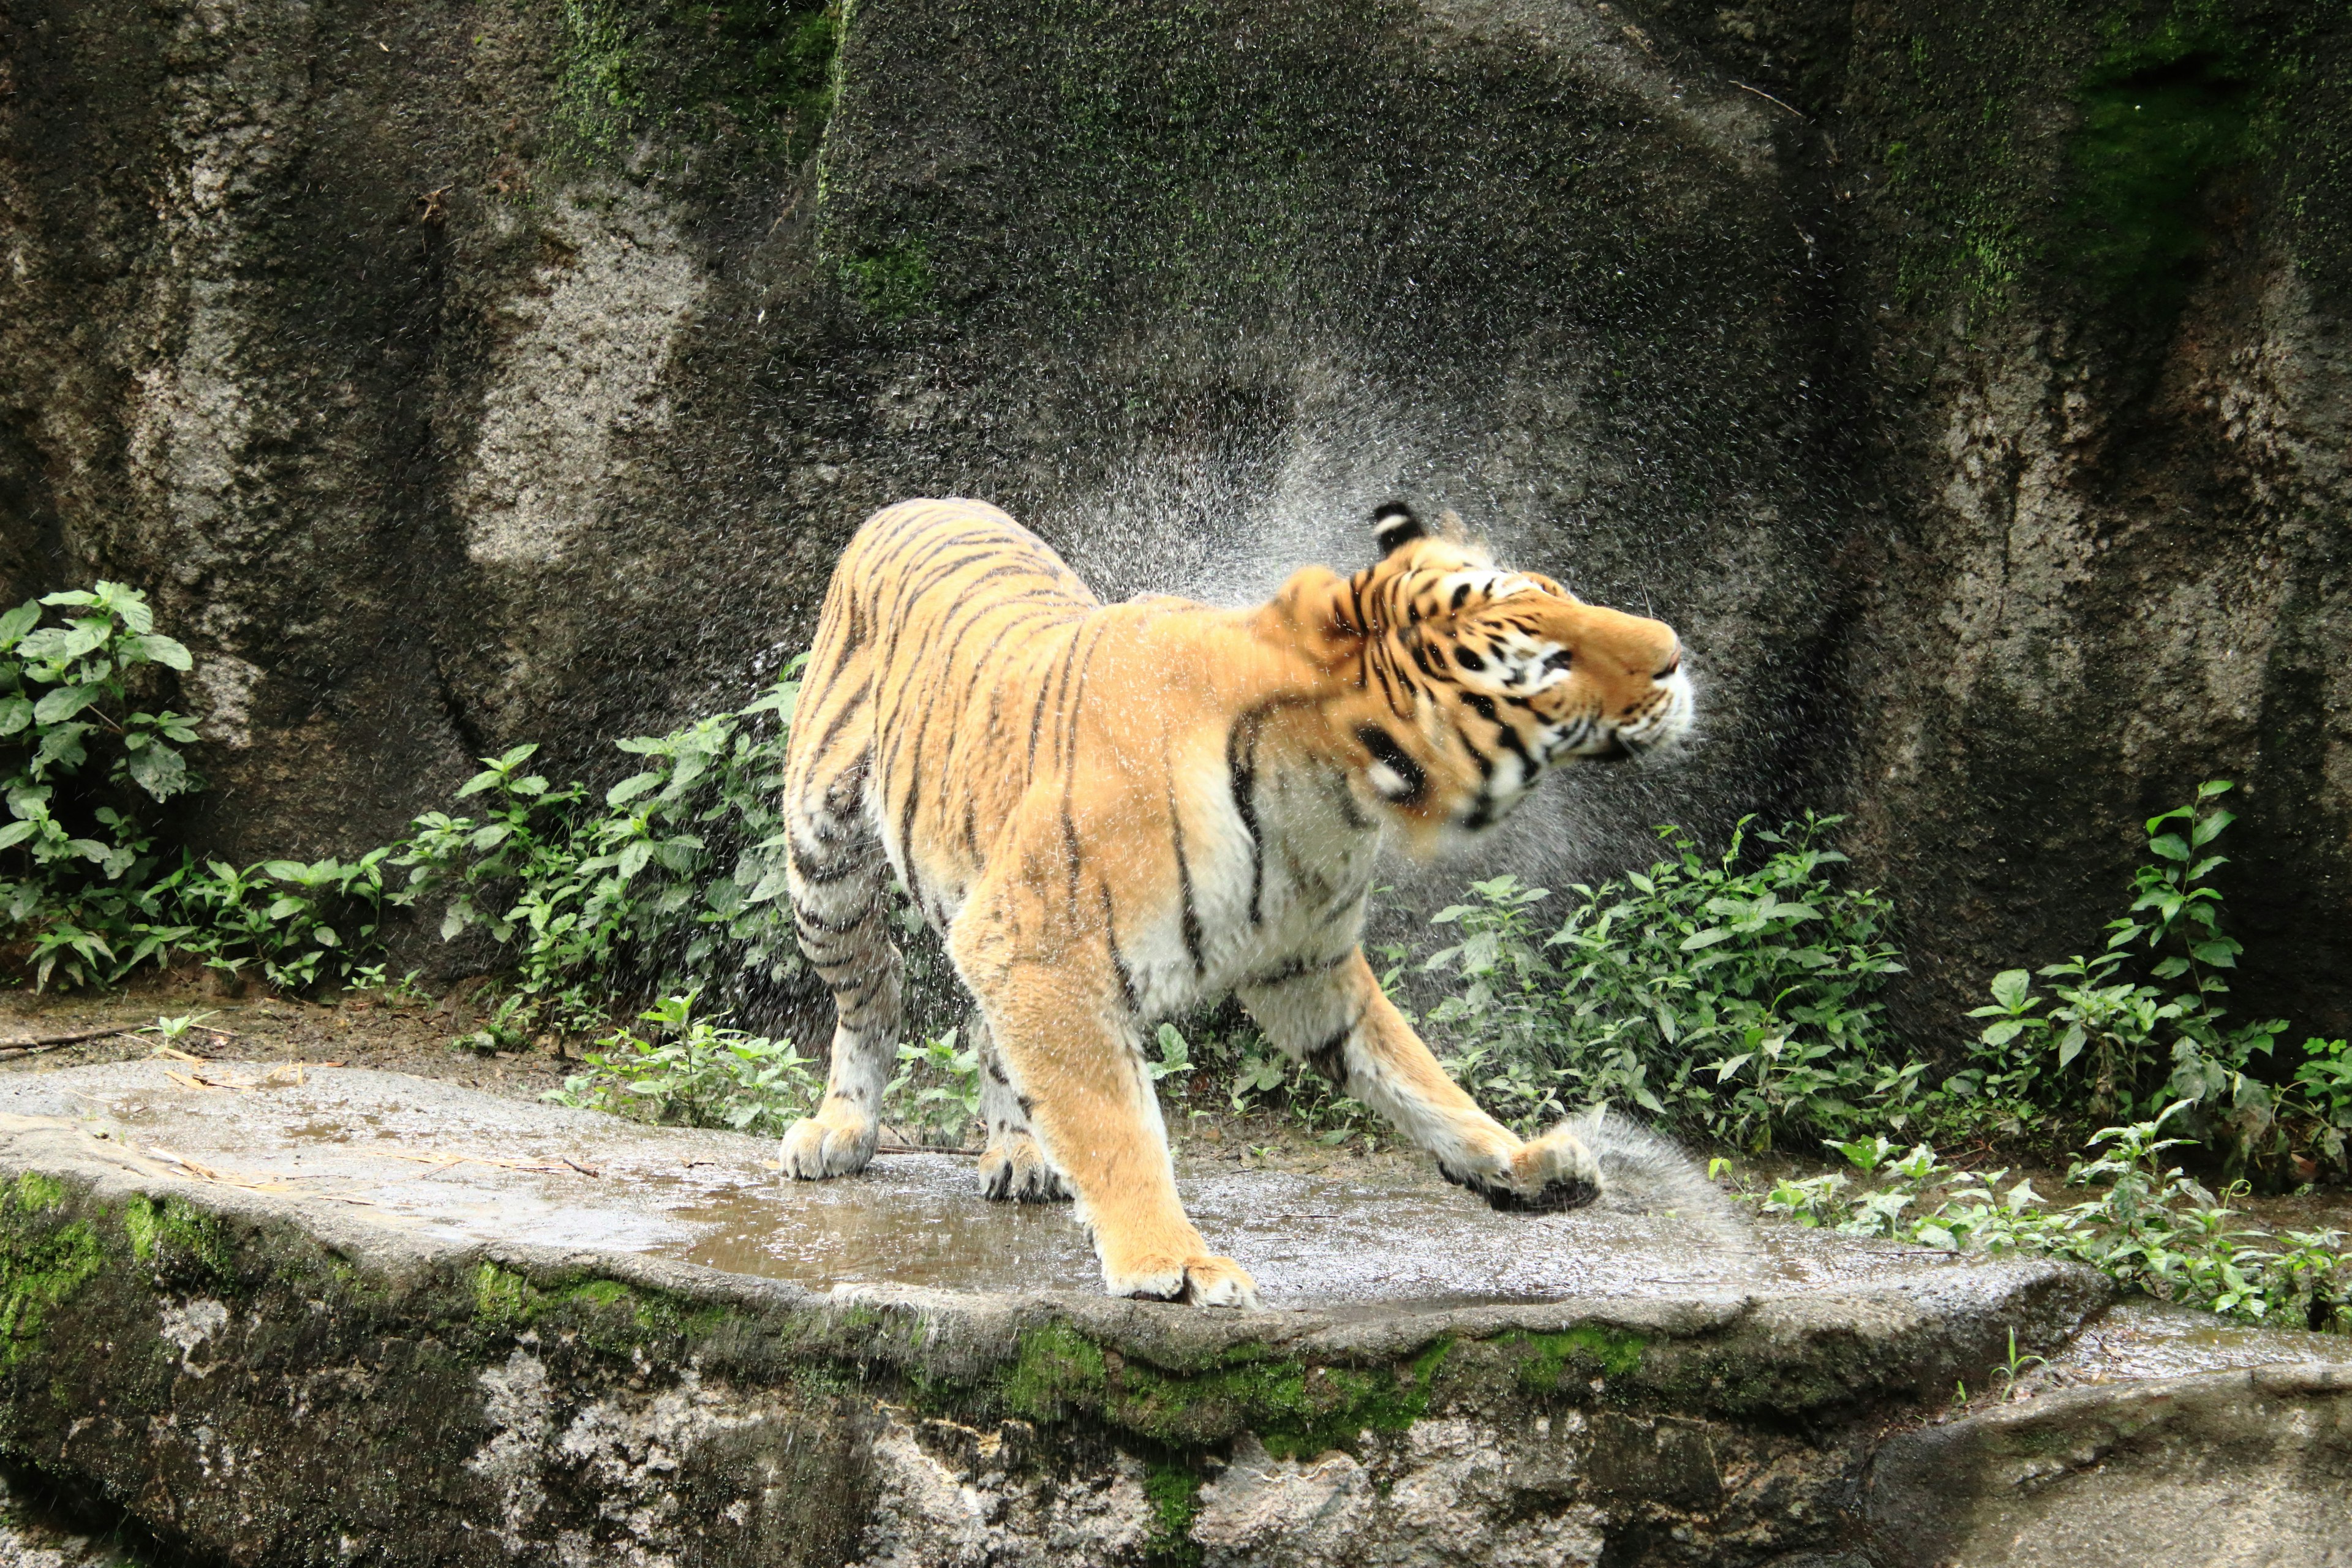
[1419,815,1910,1149]
[545,992,823,1134]
[392,667,806,1029]
[1735,1106,2349,1335]
[1953,782,2303,1167]
[547,994,993,1147]
[1,584,201,987]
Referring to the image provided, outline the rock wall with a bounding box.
[2,0,2348,1038]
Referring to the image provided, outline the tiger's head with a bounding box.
[1263,502,1695,851]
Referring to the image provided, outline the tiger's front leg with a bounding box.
[1239,949,1600,1210]
[952,903,1258,1308]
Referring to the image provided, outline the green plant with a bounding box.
[1992,1327,2046,1401]
[1956,783,2288,1163]
[887,1028,981,1146]
[156,852,402,992]
[138,1009,217,1048]
[2288,1037,2352,1175]
[1738,1105,2349,1335]
[545,992,820,1135]
[347,963,428,1004]
[398,665,806,1031]
[1421,816,1910,1150]
[0,584,200,987]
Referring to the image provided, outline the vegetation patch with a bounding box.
[838,239,936,320]
[998,1327,1453,1453]
[554,0,844,167]
[0,1185,102,1370]
[1142,1460,1204,1567]
[1509,1325,1650,1394]
[2062,3,2275,314]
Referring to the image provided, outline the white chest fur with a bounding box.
[1118,755,1382,1020]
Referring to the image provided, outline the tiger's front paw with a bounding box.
[1488,1124,1603,1212]
[978,1133,1071,1203]
[779,1104,878,1180]
[1103,1251,1261,1310]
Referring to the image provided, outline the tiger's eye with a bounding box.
[1542,649,1573,673]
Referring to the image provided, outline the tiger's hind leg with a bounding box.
[970,1009,1071,1203]
[777,747,903,1182]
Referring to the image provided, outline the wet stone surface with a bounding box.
[0,1061,1962,1311]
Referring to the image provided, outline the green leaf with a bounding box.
[2189,809,2234,848]
[0,820,36,851]
[1679,927,1733,952]
[31,683,104,724]
[125,742,191,801]
[130,633,193,671]
[2189,941,2238,970]
[2146,834,2190,863]
[2056,1023,2087,1069]
[1989,968,2032,1010]
[617,840,654,881]
[606,771,663,807]
[0,696,29,737]
[0,602,39,649]
[314,925,338,947]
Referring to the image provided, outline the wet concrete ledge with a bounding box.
[0,1069,2335,1565]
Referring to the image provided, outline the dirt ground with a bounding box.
[0,977,575,1103]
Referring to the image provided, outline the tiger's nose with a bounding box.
[1653,644,1683,680]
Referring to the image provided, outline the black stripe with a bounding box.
[1227,715,1265,925]
[1307,1024,1354,1088]
[1244,951,1350,989]
[1355,725,1428,807]
[1099,883,1141,1016]
[1169,780,1205,975]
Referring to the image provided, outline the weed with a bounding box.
[1420,815,1910,1148]
[543,992,821,1136]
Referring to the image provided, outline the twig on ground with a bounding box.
[0,1024,138,1057]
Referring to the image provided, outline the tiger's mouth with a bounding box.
[1581,669,1697,764]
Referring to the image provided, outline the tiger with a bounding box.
[778,497,1694,1308]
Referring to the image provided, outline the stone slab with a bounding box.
[0,1062,2132,1565]
[1869,1364,2352,1567]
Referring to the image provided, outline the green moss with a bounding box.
[1508,1325,1649,1393]
[474,1263,533,1327]
[998,1326,1454,1452]
[553,0,842,167]
[568,1278,632,1308]
[116,1196,235,1284]
[11,1174,66,1213]
[1142,1461,1204,1567]
[0,1214,102,1370]
[2061,3,2274,313]
[838,240,935,320]
[121,1195,158,1261]
[1001,1324,1109,1422]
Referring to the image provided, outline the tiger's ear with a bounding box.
[1436,508,1468,543]
[1372,502,1425,557]
[1261,564,1364,668]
